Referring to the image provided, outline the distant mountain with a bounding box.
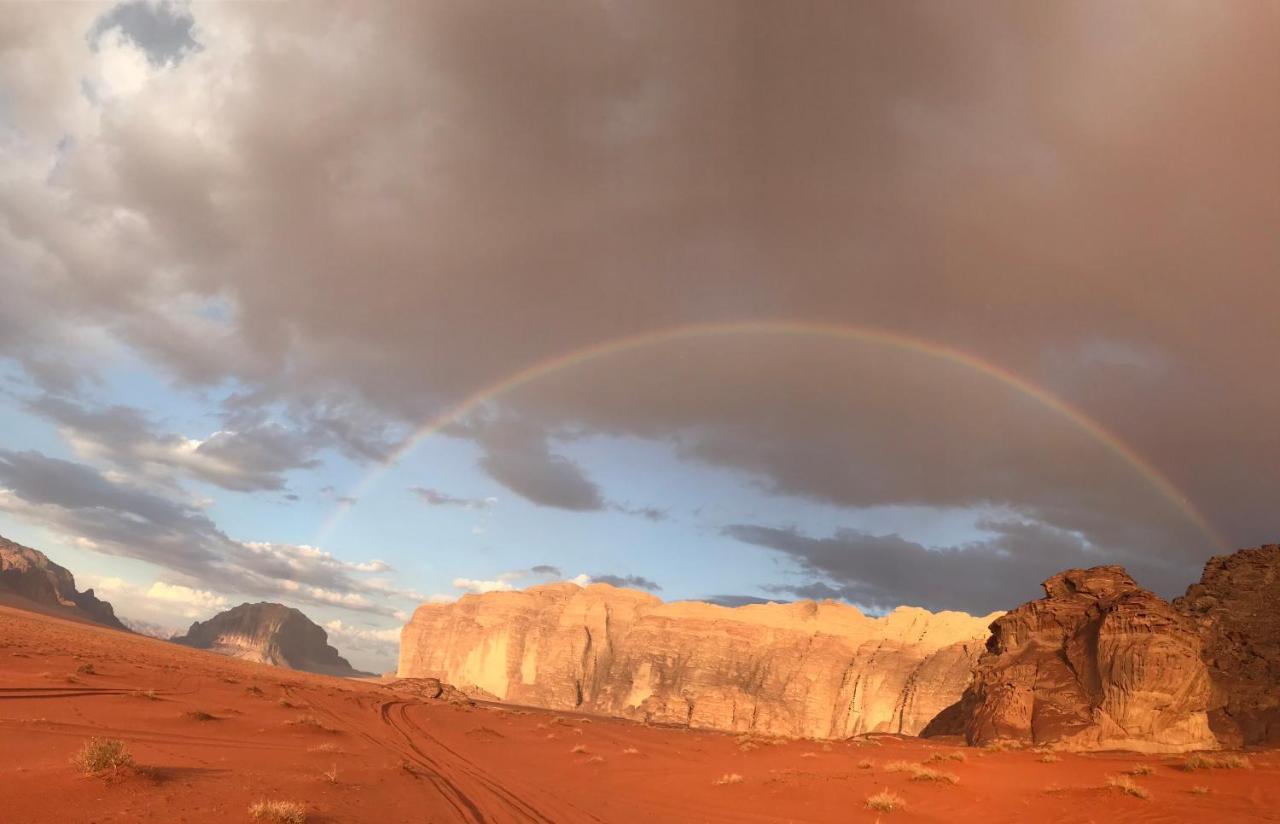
[0,535,128,630]
[172,601,366,677]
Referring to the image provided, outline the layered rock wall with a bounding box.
[399,583,997,739]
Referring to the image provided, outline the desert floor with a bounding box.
[2,604,1277,824]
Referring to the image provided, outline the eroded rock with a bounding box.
[960,565,1216,752]
[0,535,127,630]
[1174,545,1280,746]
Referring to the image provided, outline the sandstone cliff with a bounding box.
[958,565,1216,753]
[399,583,998,739]
[172,602,363,677]
[0,535,127,630]
[1174,545,1280,746]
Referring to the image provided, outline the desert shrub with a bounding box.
[865,790,905,812]
[714,773,744,785]
[76,663,96,675]
[286,715,334,733]
[857,759,873,769]
[1181,753,1251,771]
[884,760,915,773]
[183,710,217,722]
[1038,753,1061,763]
[1190,786,1210,795]
[909,766,959,784]
[1126,763,1154,776]
[925,751,966,763]
[1107,775,1150,799]
[248,799,306,823]
[72,738,133,776]
[622,747,639,755]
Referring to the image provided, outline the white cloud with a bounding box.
[145,580,228,610]
[451,577,514,594]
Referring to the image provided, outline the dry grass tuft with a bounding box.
[570,744,588,754]
[857,759,874,769]
[245,685,265,697]
[865,790,905,812]
[1181,752,1251,771]
[183,710,217,722]
[1107,775,1150,799]
[1126,763,1155,776]
[799,751,817,758]
[622,747,640,755]
[76,663,96,675]
[72,738,133,777]
[1038,753,1061,763]
[322,763,338,784]
[248,799,306,823]
[133,689,160,701]
[586,755,605,764]
[885,760,958,783]
[1190,785,1210,795]
[982,740,1020,752]
[925,751,966,763]
[307,743,341,753]
[714,773,744,785]
[908,766,959,784]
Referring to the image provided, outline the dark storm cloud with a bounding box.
[476,428,606,512]
[2,2,1277,600]
[591,574,662,592]
[0,449,405,615]
[89,0,198,66]
[703,594,785,608]
[530,564,562,577]
[726,518,1200,614]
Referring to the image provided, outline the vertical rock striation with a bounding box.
[399,582,997,739]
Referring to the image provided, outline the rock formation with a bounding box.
[1174,545,1280,746]
[0,535,127,630]
[957,565,1217,752]
[172,602,364,677]
[398,582,998,739]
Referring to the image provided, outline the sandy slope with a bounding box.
[2,604,1276,823]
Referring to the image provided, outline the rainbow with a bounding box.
[315,320,1224,550]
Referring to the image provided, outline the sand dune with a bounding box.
[4,603,1279,823]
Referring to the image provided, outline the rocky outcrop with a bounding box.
[959,565,1216,753]
[1174,545,1280,746]
[172,602,363,677]
[0,535,127,630]
[398,583,998,739]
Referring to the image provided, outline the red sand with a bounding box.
[3,604,1277,823]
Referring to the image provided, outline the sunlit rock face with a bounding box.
[172,602,362,677]
[0,535,127,631]
[398,582,997,739]
[960,565,1217,753]
[1175,545,1280,746]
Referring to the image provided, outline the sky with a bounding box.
[0,1,1276,673]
